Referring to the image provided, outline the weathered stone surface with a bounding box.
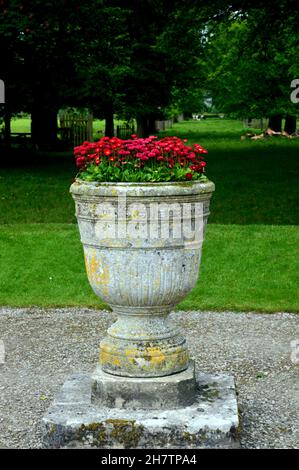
[42,371,240,449]
[70,180,215,378]
[91,362,197,409]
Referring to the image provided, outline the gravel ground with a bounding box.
[0,307,298,449]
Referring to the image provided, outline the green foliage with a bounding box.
[0,1,131,114]
[79,161,208,183]
[204,4,299,118]
[0,1,215,128]
[1,0,298,128]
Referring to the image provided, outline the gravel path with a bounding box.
[0,307,298,449]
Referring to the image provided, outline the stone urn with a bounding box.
[42,178,239,448]
[70,179,215,379]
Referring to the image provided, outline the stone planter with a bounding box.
[70,179,215,378]
[43,178,240,448]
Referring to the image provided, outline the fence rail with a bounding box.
[59,113,93,147]
[116,124,135,139]
[155,119,174,131]
[243,118,268,130]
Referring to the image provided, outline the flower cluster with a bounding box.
[74,135,208,183]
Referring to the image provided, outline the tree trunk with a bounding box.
[148,114,157,135]
[284,115,297,135]
[136,116,147,137]
[183,111,193,119]
[268,114,282,132]
[4,104,11,144]
[31,104,58,150]
[137,114,157,138]
[104,108,114,137]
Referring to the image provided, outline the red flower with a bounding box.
[76,157,86,168]
[73,135,207,182]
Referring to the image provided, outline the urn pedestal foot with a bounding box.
[100,306,190,377]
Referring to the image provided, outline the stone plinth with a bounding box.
[42,366,240,449]
[91,362,197,410]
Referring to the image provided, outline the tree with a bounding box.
[117,0,212,136]
[2,0,297,146]
[0,1,131,146]
[203,1,299,131]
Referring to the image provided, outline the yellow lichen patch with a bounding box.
[112,357,121,366]
[100,350,121,367]
[84,250,110,296]
[131,210,140,219]
[145,346,166,365]
[124,347,139,357]
[84,249,98,279]
[99,350,110,365]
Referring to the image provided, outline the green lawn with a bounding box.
[2,118,298,225]
[10,117,31,133]
[0,223,297,312]
[0,118,298,311]
[10,116,130,139]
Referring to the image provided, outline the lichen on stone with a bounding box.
[76,422,107,447]
[105,419,144,448]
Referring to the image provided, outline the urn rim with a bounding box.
[70,178,215,198]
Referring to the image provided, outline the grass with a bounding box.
[0,223,297,312]
[10,117,31,133]
[161,120,299,225]
[2,118,298,225]
[0,117,298,311]
[0,154,76,224]
[10,117,132,139]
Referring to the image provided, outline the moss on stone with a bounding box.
[105,419,144,448]
[182,429,209,445]
[200,385,220,401]
[48,424,57,436]
[76,422,107,446]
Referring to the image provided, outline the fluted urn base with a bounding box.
[100,306,189,377]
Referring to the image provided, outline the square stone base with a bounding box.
[42,370,240,448]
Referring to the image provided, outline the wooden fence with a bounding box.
[155,119,174,131]
[243,118,268,130]
[116,124,135,139]
[59,112,93,147]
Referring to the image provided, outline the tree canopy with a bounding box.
[0,0,298,143]
[204,1,299,126]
